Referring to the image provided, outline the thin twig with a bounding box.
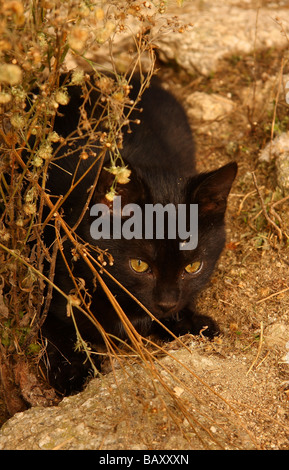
[252,172,282,240]
[256,285,289,304]
[247,321,264,375]
[237,189,257,216]
[270,58,284,147]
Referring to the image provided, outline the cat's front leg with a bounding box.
[151,308,220,341]
[42,339,97,395]
[41,316,101,395]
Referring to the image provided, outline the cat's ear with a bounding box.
[93,164,147,211]
[191,162,237,216]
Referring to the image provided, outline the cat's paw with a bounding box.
[47,361,88,395]
[42,342,97,395]
[151,310,220,340]
[186,313,220,339]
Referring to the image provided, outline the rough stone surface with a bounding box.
[68,1,289,76]
[276,150,289,195]
[264,322,289,349]
[259,131,289,194]
[0,340,288,450]
[186,91,235,121]
[155,0,289,75]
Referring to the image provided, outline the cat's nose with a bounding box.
[157,300,178,313]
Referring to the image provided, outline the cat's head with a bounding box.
[86,161,237,320]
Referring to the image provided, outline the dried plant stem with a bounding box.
[237,189,257,216]
[256,285,289,304]
[247,321,264,375]
[270,58,284,145]
[251,172,283,240]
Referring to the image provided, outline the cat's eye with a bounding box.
[184,261,202,274]
[130,258,150,273]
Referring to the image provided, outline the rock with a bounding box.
[0,344,288,450]
[66,1,289,77]
[264,322,289,350]
[259,132,289,162]
[240,74,289,124]
[276,147,289,195]
[259,132,289,194]
[186,92,235,121]
[155,1,289,75]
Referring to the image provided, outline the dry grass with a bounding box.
[0,0,186,418]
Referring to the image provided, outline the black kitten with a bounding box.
[41,76,237,394]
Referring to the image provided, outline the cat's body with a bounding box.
[42,76,237,394]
